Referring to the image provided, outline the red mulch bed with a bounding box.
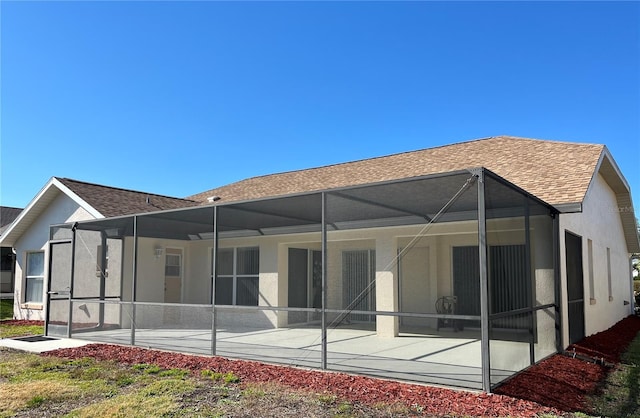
[39,315,640,417]
[495,315,640,414]
[0,319,44,326]
[567,315,640,364]
[44,343,562,417]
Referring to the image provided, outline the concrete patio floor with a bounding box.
[64,324,546,390]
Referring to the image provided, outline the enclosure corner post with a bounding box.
[131,215,138,347]
[477,169,491,392]
[67,225,77,338]
[321,192,328,370]
[211,205,218,356]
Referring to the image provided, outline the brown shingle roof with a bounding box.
[188,136,605,206]
[0,206,23,235]
[58,178,198,218]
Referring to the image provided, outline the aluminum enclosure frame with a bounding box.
[47,167,559,392]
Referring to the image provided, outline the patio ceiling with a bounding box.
[67,168,555,240]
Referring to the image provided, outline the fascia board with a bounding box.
[51,178,104,219]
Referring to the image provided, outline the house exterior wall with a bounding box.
[75,211,557,351]
[559,173,633,348]
[13,193,95,320]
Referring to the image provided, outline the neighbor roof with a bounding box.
[57,178,198,218]
[188,136,605,207]
[0,206,23,235]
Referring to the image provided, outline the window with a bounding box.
[165,253,181,277]
[607,248,613,301]
[587,239,595,303]
[213,247,259,306]
[25,251,45,303]
[1,247,14,271]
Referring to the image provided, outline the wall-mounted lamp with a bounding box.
[154,246,164,259]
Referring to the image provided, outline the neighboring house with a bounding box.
[1,206,23,294]
[1,135,638,392]
[0,177,196,319]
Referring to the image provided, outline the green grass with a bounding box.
[0,347,412,418]
[590,332,640,417]
[0,323,44,339]
[0,299,12,321]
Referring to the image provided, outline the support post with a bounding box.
[477,169,492,392]
[99,231,107,330]
[211,206,218,356]
[525,197,535,365]
[131,216,138,346]
[321,192,328,370]
[553,212,562,353]
[67,226,77,338]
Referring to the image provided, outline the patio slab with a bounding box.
[70,325,532,390]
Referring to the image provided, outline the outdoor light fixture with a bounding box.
[154,246,164,259]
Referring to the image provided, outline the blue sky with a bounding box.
[1,1,639,210]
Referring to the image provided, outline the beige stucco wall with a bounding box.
[108,213,559,341]
[559,173,633,348]
[13,192,95,321]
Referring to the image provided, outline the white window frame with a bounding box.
[165,252,182,277]
[607,247,613,301]
[25,251,45,304]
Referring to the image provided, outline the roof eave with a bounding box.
[593,149,640,253]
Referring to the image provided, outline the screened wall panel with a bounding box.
[47,168,557,393]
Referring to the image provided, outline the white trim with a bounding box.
[52,178,104,219]
[0,177,104,246]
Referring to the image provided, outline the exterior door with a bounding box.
[342,250,376,322]
[452,246,481,327]
[46,241,72,337]
[565,231,585,344]
[288,248,321,324]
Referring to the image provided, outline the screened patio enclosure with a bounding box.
[46,168,559,392]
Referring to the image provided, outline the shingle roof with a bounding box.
[57,178,198,218]
[188,136,605,206]
[0,206,23,235]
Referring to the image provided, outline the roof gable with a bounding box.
[0,178,197,247]
[189,136,605,206]
[0,178,100,247]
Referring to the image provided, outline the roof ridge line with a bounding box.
[58,177,196,202]
[192,136,499,194]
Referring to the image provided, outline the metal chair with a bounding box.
[436,296,459,331]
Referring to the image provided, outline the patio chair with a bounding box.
[436,296,459,331]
